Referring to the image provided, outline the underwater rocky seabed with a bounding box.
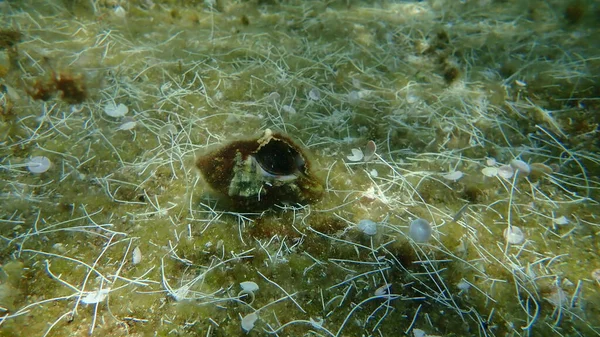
[0,0,600,336]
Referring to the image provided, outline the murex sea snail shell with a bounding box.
[195,129,324,210]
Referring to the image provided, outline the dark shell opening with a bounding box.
[254,138,305,176]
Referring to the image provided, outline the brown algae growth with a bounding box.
[1,1,600,337]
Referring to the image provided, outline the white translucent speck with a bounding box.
[104,103,128,117]
[443,170,464,182]
[241,312,258,333]
[486,158,496,166]
[240,281,259,293]
[374,283,391,296]
[132,247,142,265]
[81,288,110,304]
[118,118,137,131]
[481,166,498,177]
[510,159,531,176]
[504,226,524,244]
[266,92,280,102]
[457,279,471,291]
[358,219,377,236]
[308,88,321,101]
[27,156,52,174]
[553,216,569,225]
[159,124,177,136]
[309,317,324,329]
[409,218,432,243]
[282,105,296,114]
[347,148,364,162]
[497,165,514,179]
[348,91,361,104]
[369,169,378,178]
[413,328,427,337]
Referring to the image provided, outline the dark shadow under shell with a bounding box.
[253,139,306,176]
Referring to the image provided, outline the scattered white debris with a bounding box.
[374,283,391,296]
[132,247,142,265]
[347,148,364,162]
[553,216,569,226]
[409,218,432,243]
[503,226,525,244]
[481,166,498,177]
[118,117,137,131]
[510,159,531,176]
[104,103,128,117]
[309,317,324,329]
[282,104,296,114]
[497,165,514,179]
[457,279,471,291]
[308,88,321,101]
[357,219,377,236]
[266,92,280,102]
[443,170,464,182]
[413,328,427,337]
[347,90,361,104]
[81,288,110,304]
[241,312,258,333]
[27,156,52,174]
[159,124,177,136]
[240,281,259,293]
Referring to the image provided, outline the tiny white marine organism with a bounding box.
[443,170,464,182]
[503,226,524,244]
[409,218,432,243]
[132,247,142,265]
[510,159,531,176]
[357,219,377,236]
[347,148,364,162]
[27,156,52,174]
[104,102,128,117]
[497,165,514,179]
[241,312,258,333]
[481,166,498,177]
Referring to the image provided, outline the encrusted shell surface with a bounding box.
[195,129,323,210]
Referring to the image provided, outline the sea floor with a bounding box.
[1,0,600,336]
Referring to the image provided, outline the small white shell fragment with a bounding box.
[104,103,128,117]
[443,170,464,182]
[510,159,531,176]
[309,317,324,329]
[240,281,259,293]
[553,216,569,226]
[369,169,378,178]
[457,279,470,291]
[282,104,296,114]
[503,226,525,244]
[347,148,364,162]
[347,90,361,104]
[374,283,391,296]
[27,156,52,174]
[515,79,527,87]
[118,119,137,131]
[409,218,432,243]
[81,288,110,304]
[497,165,514,179]
[241,312,258,333]
[481,166,498,177]
[132,247,142,265]
[159,124,177,136]
[413,328,427,337]
[357,219,377,236]
[363,140,377,161]
[308,88,321,101]
[266,92,280,102]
